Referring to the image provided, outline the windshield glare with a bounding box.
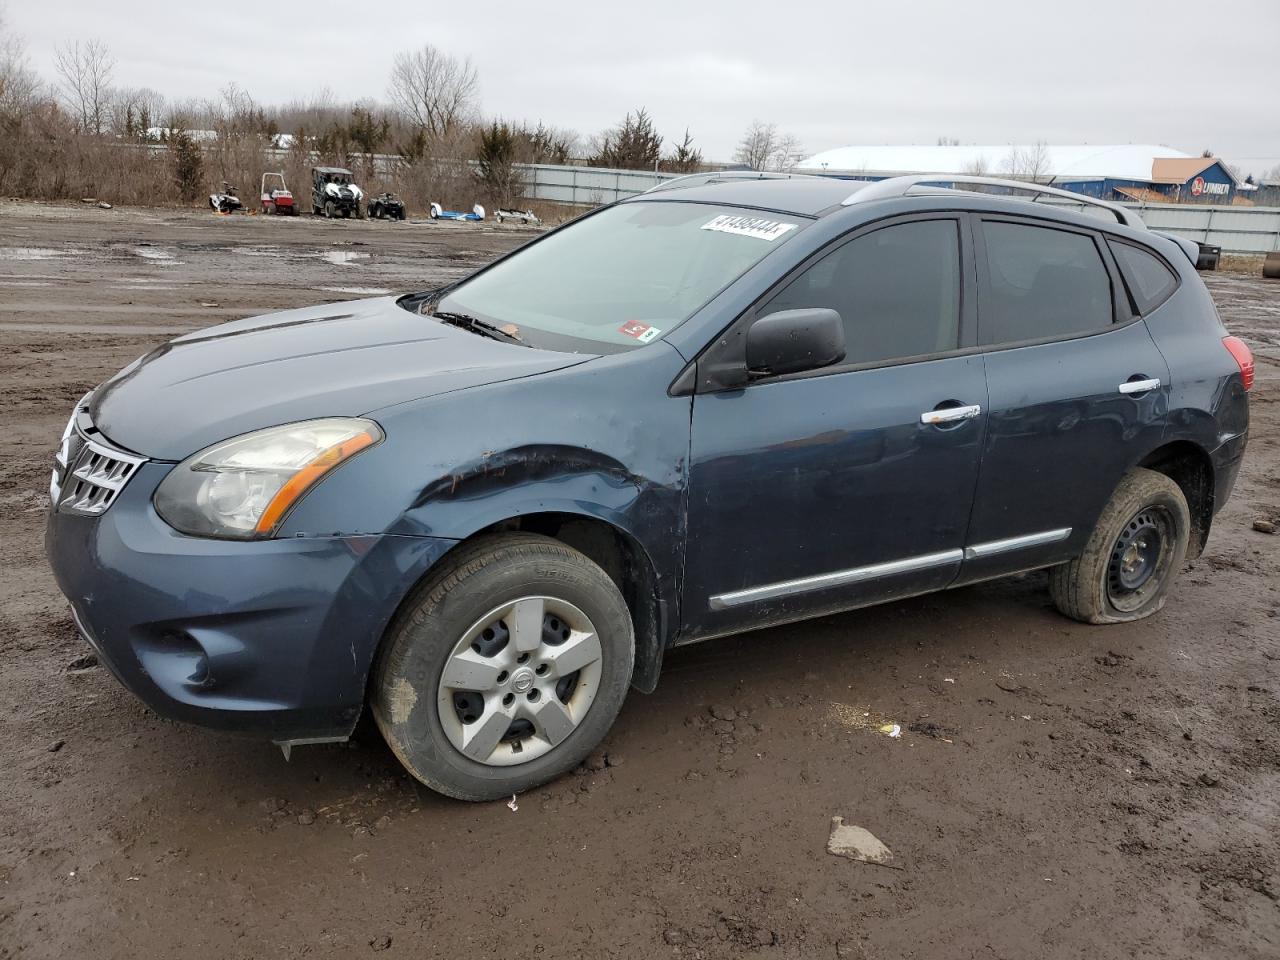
[438,201,804,352]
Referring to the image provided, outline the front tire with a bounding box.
[1049,468,1190,624]
[372,533,635,801]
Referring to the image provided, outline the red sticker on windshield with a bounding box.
[619,320,661,343]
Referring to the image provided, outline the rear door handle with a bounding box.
[920,404,982,425]
[1118,377,1161,395]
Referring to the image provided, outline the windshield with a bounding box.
[437,201,805,352]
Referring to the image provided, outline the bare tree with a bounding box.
[109,86,166,139]
[0,7,39,116]
[388,45,478,140]
[0,5,43,192]
[771,133,803,172]
[54,38,114,135]
[936,135,960,146]
[1001,141,1052,183]
[734,120,778,170]
[961,154,992,176]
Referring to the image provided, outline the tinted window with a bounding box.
[764,219,961,365]
[1111,241,1177,313]
[980,221,1113,345]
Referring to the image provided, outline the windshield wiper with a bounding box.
[431,311,526,346]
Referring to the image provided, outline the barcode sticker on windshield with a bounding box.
[701,215,797,242]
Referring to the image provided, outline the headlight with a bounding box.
[154,418,382,539]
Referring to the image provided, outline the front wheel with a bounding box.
[1049,468,1190,624]
[372,533,635,801]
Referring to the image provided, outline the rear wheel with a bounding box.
[1049,468,1190,624]
[372,533,635,801]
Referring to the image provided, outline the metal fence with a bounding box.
[517,163,678,206]
[506,163,1280,254]
[1117,203,1280,253]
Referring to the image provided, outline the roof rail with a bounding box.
[842,174,1145,229]
[644,170,828,195]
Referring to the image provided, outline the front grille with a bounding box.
[51,402,147,517]
[58,439,146,515]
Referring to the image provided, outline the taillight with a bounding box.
[1222,336,1254,391]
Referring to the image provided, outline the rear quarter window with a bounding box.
[1110,240,1178,314]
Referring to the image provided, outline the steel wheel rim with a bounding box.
[436,596,603,767]
[1106,506,1173,612]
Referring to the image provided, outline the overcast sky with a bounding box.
[8,0,1280,173]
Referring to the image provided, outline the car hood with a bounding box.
[91,297,590,459]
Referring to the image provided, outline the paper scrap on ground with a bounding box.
[827,817,898,868]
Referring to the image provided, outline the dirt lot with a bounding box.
[1,201,1277,960]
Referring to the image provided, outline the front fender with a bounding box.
[279,345,693,646]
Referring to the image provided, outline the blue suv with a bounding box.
[46,174,1252,800]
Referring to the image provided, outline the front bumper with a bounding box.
[45,460,456,741]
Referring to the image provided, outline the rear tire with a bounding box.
[1049,468,1190,624]
[372,533,635,801]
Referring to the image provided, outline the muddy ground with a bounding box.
[1,201,1277,960]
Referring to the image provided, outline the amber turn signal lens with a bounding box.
[253,428,379,535]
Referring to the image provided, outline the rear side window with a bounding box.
[1110,241,1177,314]
[980,221,1113,346]
[764,219,961,365]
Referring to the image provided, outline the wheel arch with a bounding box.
[1136,440,1215,557]
[486,512,668,693]
[371,510,671,703]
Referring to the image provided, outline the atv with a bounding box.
[209,182,243,214]
[311,167,363,219]
[260,172,297,216]
[367,192,407,221]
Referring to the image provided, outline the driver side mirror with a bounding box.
[746,308,846,378]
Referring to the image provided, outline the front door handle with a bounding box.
[920,403,982,425]
[1118,377,1161,395]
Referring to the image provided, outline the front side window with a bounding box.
[438,202,805,352]
[980,221,1113,345]
[762,218,962,366]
